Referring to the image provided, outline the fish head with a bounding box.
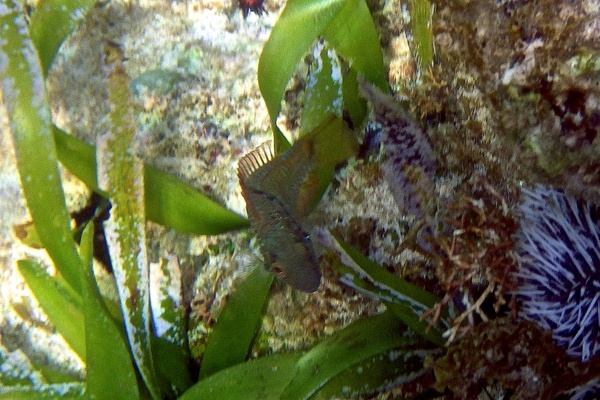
[270,235,321,293]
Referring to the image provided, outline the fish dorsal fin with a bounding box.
[259,136,318,218]
[237,142,274,181]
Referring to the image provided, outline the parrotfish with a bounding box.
[238,138,322,292]
[358,76,438,253]
[358,76,437,222]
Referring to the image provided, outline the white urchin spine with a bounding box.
[514,185,600,362]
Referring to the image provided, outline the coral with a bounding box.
[430,318,600,399]
[393,0,600,202]
[425,177,519,342]
[513,184,600,362]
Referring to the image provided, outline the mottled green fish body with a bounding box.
[238,141,321,292]
[241,138,319,220]
[238,116,359,292]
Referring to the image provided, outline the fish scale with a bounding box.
[246,143,317,218]
[358,76,437,221]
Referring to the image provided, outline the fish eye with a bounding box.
[304,234,310,240]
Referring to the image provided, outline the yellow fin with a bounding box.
[294,171,320,220]
[310,116,358,167]
[237,142,274,181]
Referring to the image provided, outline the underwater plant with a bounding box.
[12,0,600,397]
[257,0,388,152]
[0,0,449,398]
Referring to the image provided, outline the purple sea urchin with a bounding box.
[514,184,600,362]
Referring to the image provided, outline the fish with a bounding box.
[358,76,438,253]
[358,76,437,221]
[238,116,359,291]
[237,139,322,292]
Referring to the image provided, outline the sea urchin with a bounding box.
[514,184,600,362]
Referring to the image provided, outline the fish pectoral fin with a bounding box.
[235,250,269,280]
[237,141,274,181]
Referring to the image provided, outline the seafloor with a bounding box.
[1,0,599,398]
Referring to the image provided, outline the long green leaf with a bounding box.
[281,312,421,399]
[258,0,387,152]
[145,164,249,235]
[36,366,81,385]
[80,224,140,400]
[258,0,346,152]
[1,0,84,293]
[151,337,192,397]
[28,0,95,76]
[322,0,386,85]
[407,0,434,71]
[322,0,388,127]
[296,49,358,211]
[303,116,359,213]
[323,230,448,345]
[186,313,429,400]
[300,42,343,136]
[52,127,249,234]
[199,265,273,379]
[149,257,187,348]
[180,352,302,400]
[97,44,160,399]
[312,346,433,399]
[52,127,98,194]
[17,260,85,360]
[149,257,192,396]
